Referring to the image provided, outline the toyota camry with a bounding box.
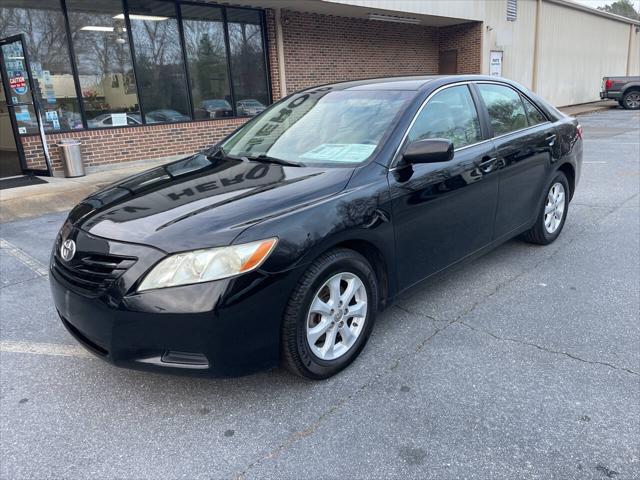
[50,75,583,379]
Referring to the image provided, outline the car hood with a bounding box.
[68,154,353,252]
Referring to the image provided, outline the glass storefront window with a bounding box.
[0,0,83,132]
[66,0,140,128]
[1,1,270,134]
[180,4,233,120]
[128,0,191,124]
[227,8,269,117]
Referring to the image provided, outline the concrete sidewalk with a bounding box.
[559,100,618,117]
[0,157,176,223]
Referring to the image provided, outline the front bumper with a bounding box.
[50,228,303,377]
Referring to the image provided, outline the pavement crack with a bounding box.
[234,192,640,479]
[393,304,439,323]
[458,321,639,377]
[233,312,451,480]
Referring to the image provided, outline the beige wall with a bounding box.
[327,0,640,106]
[482,0,639,106]
[536,0,636,105]
[483,0,537,90]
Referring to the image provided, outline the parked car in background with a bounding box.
[146,109,191,123]
[196,99,233,119]
[87,113,142,128]
[236,99,266,116]
[600,76,640,110]
[50,75,582,380]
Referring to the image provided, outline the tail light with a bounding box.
[576,124,583,140]
[605,79,614,89]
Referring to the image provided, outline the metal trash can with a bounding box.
[58,139,85,177]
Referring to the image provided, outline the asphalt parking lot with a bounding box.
[1,109,639,480]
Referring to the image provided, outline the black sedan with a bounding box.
[50,75,583,379]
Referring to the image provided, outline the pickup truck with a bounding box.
[600,76,640,110]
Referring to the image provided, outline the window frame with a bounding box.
[474,81,551,139]
[9,0,272,135]
[391,82,492,168]
[404,83,485,150]
[391,80,553,169]
[520,92,549,127]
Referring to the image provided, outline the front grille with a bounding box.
[52,248,137,297]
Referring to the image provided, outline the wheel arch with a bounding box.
[557,162,576,200]
[292,235,393,312]
[330,239,390,311]
[621,83,640,96]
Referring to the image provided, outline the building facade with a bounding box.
[0,0,638,177]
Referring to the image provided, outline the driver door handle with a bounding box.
[478,156,497,172]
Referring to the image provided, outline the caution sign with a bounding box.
[9,71,28,95]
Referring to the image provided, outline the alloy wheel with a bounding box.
[544,182,566,234]
[625,92,640,109]
[306,272,368,361]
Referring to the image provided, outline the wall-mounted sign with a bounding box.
[9,71,28,95]
[15,106,31,122]
[111,113,127,126]
[490,50,503,77]
[43,70,56,104]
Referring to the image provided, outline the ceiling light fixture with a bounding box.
[81,26,119,32]
[368,13,421,24]
[113,13,168,21]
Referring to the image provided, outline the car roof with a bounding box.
[303,75,518,92]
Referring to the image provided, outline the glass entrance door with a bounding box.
[0,78,22,177]
[0,34,52,177]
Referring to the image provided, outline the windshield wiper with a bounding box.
[242,154,303,167]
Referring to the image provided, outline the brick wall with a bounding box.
[21,9,482,173]
[21,118,247,172]
[280,10,440,93]
[439,22,483,74]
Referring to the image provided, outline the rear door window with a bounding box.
[407,85,482,149]
[477,84,527,136]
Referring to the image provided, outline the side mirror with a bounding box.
[402,138,454,164]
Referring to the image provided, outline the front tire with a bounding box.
[622,90,640,110]
[522,171,570,245]
[281,248,378,380]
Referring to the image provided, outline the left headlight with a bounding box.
[137,238,277,292]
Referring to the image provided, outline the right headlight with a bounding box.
[138,238,277,292]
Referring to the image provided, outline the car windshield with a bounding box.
[220,89,414,166]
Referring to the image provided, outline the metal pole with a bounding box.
[531,0,542,93]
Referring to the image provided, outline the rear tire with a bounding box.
[621,90,640,110]
[281,248,378,380]
[522,172,570,245]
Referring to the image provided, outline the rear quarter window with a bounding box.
[521,95,547,126]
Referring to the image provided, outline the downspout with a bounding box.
[626,23,633,76]
[275,8,287,97]
[531,0,542,92]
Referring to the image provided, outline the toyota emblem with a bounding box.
[60,239,76,262]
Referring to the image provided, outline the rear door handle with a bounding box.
[545,133,557,146]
